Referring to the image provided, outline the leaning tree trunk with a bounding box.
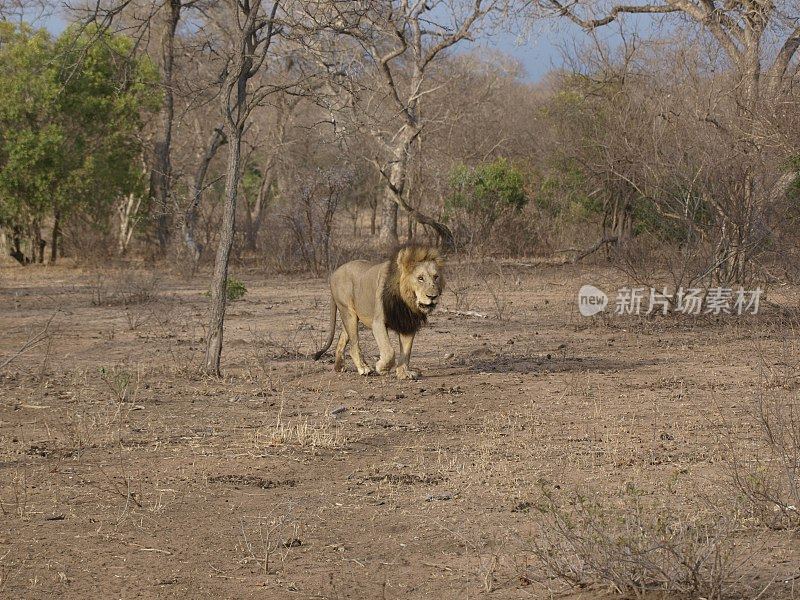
[244,172,273,251]
[381,164,455,251]
[184,125,226,263]
[378,134,454,251]
[149,0,181,255]
[204,127,242,376]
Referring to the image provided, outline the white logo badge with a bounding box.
[578,285,608,316]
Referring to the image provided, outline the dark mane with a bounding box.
[381,251,427,335]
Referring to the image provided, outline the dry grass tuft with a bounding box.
[529,482,743,599]
[729,392,800,531]
[89,271,161,307]
[258,415,348,450]
[238,510,301,575]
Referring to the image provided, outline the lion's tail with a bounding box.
[313,301,337,360]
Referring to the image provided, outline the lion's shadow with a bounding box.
[466,354,659,375]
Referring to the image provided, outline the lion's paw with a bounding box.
[376,355,395,374]
[357,364,373,376]
[396,366,419,380]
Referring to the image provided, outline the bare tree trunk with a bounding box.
[707,50,762,284]
[204,0,279,376]
[204,129,242,376]
[184,125,226,262]
[379,192,398,246]
[31,222,44,263]
[714,220,739,284]
[242,189,255,251]
[369,197,377,236]
[118,192,142,255]
[379,152,405,246]
[378,138,407,246]
[149,0,181,256]
[10,226,25,264]
[49,211,60,264]
[605,196,632,243]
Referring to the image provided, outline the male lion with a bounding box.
[313,245,445,380]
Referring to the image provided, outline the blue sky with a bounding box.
[40,10,593,83]
[481,26,582,81]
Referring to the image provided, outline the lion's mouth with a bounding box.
[418,301,437,312]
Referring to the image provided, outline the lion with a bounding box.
[313,245,445,380]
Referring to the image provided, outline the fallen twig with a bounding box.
[132,544,172,555]
[0,310,59,371]
[571,236,618,262]
[440,309,489,319]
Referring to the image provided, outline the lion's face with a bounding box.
[407,261,443,314]
[391,244,445,317]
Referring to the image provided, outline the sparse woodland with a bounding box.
[1,0,797,271]
[2,0,800,598]
[3,0,800,358]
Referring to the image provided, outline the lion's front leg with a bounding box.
[372,320,395,374]
[395,332,418,380]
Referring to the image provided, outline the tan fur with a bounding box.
[313,245,445,380]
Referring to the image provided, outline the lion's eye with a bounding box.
[418,276,424,281]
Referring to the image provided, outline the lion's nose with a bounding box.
[427,294,439,301]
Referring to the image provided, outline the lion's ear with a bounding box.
[396,247,415,274]
[396,245,443,273]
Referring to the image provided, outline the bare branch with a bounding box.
[767,26,800,92]
[546,0,680,29]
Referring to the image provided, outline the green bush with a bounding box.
[205,277,247,302]
[446,158,527,224]
[225,277,247,302]
[537,165,601,219]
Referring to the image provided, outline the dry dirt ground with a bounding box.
[1,259,799,599]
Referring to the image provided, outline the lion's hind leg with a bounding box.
[340,307,372,376]
[334,330,348,372]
